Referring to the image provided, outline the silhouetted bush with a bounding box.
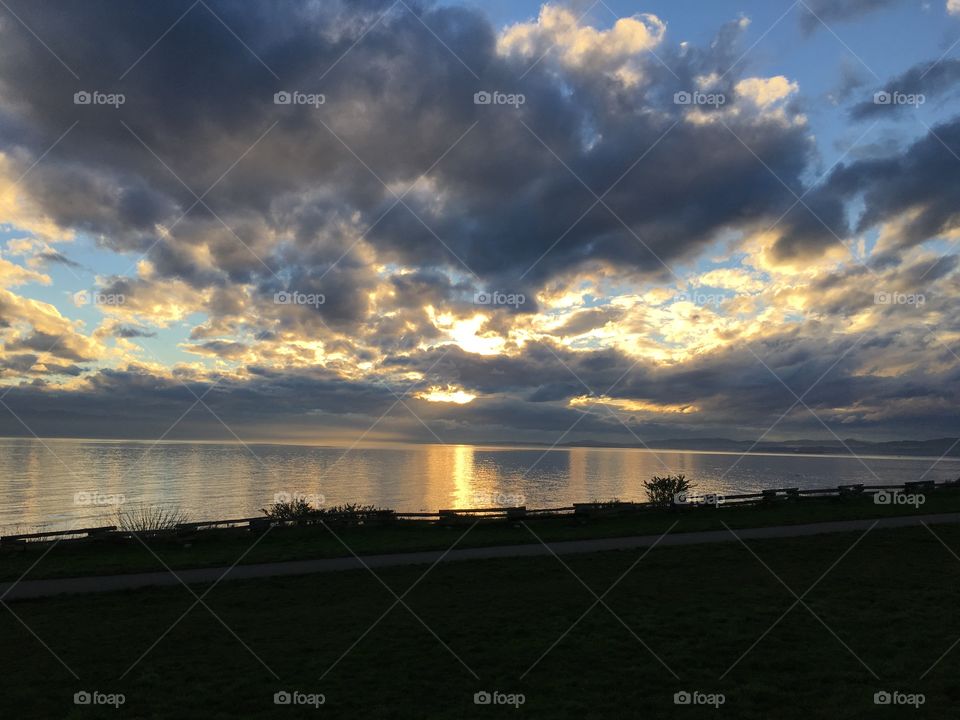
[261,500,393,526]
[643,474,693,508]
[116,503,188,533]
[261,497,315,521]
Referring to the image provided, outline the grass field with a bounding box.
[2,521,959,718]
[2,489,959,582]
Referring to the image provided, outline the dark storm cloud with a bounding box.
[0,0,836,292]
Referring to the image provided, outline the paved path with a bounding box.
[3,512,959,601]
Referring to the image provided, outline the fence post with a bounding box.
[249,517,271,533]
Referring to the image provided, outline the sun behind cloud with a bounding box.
[416,386,477,405]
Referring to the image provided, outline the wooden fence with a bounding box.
[0,479,954,544]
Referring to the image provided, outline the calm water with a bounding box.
[2,437,958,533]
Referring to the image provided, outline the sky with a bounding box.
[0,0,958,446]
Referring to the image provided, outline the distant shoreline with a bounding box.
[1,435,959,461]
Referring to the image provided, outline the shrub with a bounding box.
[261,500,393,526]
[262,497,316,521]
[116,503,188,533]
[643,474,693,508]
[321,503,382,517]
[321,504,393,527]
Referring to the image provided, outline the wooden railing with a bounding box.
[0,480,955,544]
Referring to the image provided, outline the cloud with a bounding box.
[498,6,666,83]
[0,0,828,295]
[827,59,869,106]
[851,58,960,119]
[824,116,960,251]
[111,325,157,339]
[38,250,85,269]
[2,300,958,441]
[0,288,104,366]
[799,0,907,33]
[0,1,957,443]
[735,76,799,108]
[0,255,49,286]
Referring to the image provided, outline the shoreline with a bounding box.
[2,482,958,585]
[4,474,959,536]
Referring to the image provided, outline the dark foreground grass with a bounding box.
[2,523,960,718]
[2,489,959,581]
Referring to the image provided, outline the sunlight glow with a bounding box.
[417,386,477,404]
[569,395,700,414]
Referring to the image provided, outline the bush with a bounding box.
[116,503,188,533]
[262,497,315,521]
[261,500,393,526]
[643,474,693,508]
[322,504,393,527]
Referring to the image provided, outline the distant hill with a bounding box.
[553,437,960,458]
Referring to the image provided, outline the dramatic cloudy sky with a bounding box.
[0,0,958,445]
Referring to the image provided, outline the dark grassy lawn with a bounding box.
[2,523,960,718]
[2,490,959,582]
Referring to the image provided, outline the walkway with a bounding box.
[3,512,958,600]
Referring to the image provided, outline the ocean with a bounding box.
[2,437,957,532]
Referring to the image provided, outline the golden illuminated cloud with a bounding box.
[417,386,477,404]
